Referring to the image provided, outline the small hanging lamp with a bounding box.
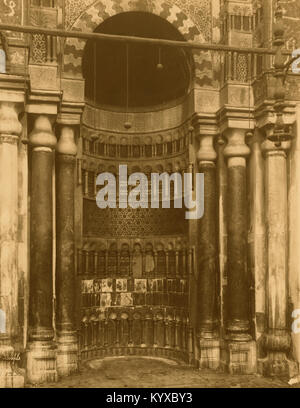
[188,124,194,144]
[157,47,164,70]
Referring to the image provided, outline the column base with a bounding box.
[258,353,298,378]
[26,340,57,384]
[198,337,220,369]
[56,331,78,377]
[0,345,24,388]
[221,339,257,374]
[258,331,298,378]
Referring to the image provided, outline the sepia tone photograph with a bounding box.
[1,0,300,393]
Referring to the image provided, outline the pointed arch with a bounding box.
[63,0,204,79]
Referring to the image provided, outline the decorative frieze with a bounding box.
[82,100,195,134]
[81,124,189,159]
[78,243,192,278]
[64,0,211,39]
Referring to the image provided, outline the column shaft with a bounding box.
[266,150,287,332]
[198,163,217,334]
[262,138,296,376]
[289,104,300,371]
[0,102,24,388]
[248,129,266,341]
[56,125,78,376]
[223,129,251,339]
[27,115,57,384]
[29,150,54,332]
[56,156,76,331]
[216,136,227,331]
[0,130,19,340]
[226,161,249,331]
[223,128,256,374]
[196,131,219,369]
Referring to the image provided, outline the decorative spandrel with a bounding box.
[0,0,23,38]
[64,0,212,41]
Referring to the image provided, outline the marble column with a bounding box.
[196,132,220,369]
[216,135,227,335]
[56,125,78,376]
[0,102,24,388]
[27,115,57,384]
[248,129,266,351]
[223,128,256,374]
[261,134,297,377]
[289,104,300,373]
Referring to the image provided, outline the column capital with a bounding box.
[0,102,22,142]
[223,128,250,166]
[29,115,57,150]
[56,125,77,156]
[261,125,291,155]
[197,134,217,164]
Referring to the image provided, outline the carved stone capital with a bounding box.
[0,102,22,142]
[223,128,250,166]
[261,126,291,156]
[56,125,77,156]
[29,115,57,150]
[197,134,217,165]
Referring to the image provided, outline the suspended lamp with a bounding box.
[157,47,164,70]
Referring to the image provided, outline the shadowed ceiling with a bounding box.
[82,11,192,109]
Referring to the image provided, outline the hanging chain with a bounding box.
[124,43,131,129]
[157,46,163,70]
[93,40,97,128]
